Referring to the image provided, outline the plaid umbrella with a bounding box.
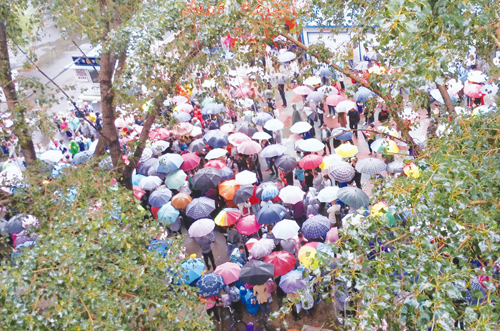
[328,161,355,182]
[301,215,330,239]
[196,273,225,297]
[338,187,370,208]
[355,157,387,175]
[192,168,222,191]
[186,197,216,220]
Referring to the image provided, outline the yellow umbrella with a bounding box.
[320,154,343,169]
[371,201,389,217]
[335,143,359,158]
[403,162,420,178]
[297,246,317,269]
[383,140,399,154]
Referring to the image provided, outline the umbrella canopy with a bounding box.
[149,128,170,140]
[354,87,376,102]
[234,87,254,98]
[328,161,355,182]
[139,148,154,163]
[172,95,188,104]
[204,160,226,170]
[214,262,241,285]
[139,176,163,190]
[253,112,273,126]
[188,138,206,153]
[152,141,170,154]
[252,131,272,140]
[377,126,398,137]
[299,242,334,268]
[220,123,235,133]
[467,70,488,83]
[214,208,241,226]
[234,122,258,136]
[133,185,145,200]
[115,118,128,128]
[220,166,235,181]
[256,203,287,224]
[131,174,146,186]
[237,140,262,155]
[275,154,297,172]
[290,121,312,134]
[233,185,256,204]
[264,251,296,277]
[318,85,338,95]
[218,180,241,200]
[338,187,370,207]
[40,150,63,164]
[273,219,300,240]
[325,227,340,243]
[158,202,179,225]
[235,170,257,185]
[298,139,324,152]
[317,186,339,203]
[263,119,284,131]
[279,270,307,293]
[320,154,343,169]
[237,214,261,235]
[72,150,92,164]
[371,139,399,154]
[173,112,191,122]
[293,85,313,95]
[335,143,359,158]
[192,168,222,191]
[260,144,287,158]
[171,193,192,209]
[137,158,159,176]
[190,126,202,137]
[306,91,325,103]
[303,76,322,86]
[186,197,216,220]
[180,153,200,170]
[256,182,280,201]
[364,51,380,61]
[299,154,323,169]
[355,157,387,175]
[325,95,346,106]
[481,83,499,95]
[317,67,332,77]
[174,103,193,113]
[204,130,229,148]
[336,100,357,113]
[188,218,216,237]
[196,273,225,297]
[165,170,187,190]
[277,51,296,62]
[171,122,193,136]
[239,260,275,285]
[148,188,173,207]
[464,81,485,98]
[302,215,330,239]
[249,238,276,258]
[279,186,305,204]
[386,160,405,174]
[205,148,227,160]
[331,127,353,141]
[181,258,205,284]
[228,133,251,146]
[201,103,225,115]
[157,153,184,174]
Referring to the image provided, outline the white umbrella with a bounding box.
[293,86,313,95]
[235,170,257,185]
[172,95,188,104]
[252,131,272,140]
[220,123,235,133]
[139,176,163,190]
[354,61,370,71]
[202,79,216,88]
[303,76,322,86]
[189,126,203,137]
[264,119,284,131]
[481,83,499,95]
[298,139,324,152]
[377,126,398,137]
[273,219,300,240]
[40,150,63,164]
[0,166,23,194]
[277,51,296,63]
[188,218,215,238]
[152,141,170,155]
[318,86,339,95]
[290,121,312,134]
[317,186,339,203]
[205,148,227,160]
[237,98,254,108]
[336,100,356,113]
[279,186,305,204]
[467,70,488,83]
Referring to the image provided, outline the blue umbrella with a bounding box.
[173,112,192,122]
[252,112,273,126]
[301,215,330,239]
[201,103,224,115]
[148,239,171,258]
[279,269,307,294]
[256,182,279,201]
[158,202,179,225]
[354,87,376,102]
[181,258,206,284]
[186,197,216,220]
[256,204,287,224]
[157,153,184,174]
[204,130,229,148]
[131,174,146,186]
[137,158,159,176]
[148,188,173,207]
[331,128,353,141]
[196,273,225,297]
[72,150,92,164]
[220,166,235,181]
[317,67,332,77]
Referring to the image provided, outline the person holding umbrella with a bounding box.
[319,123,332,155]
[347,106,360,138]
[196,232,217,270]
[226,224,241,257]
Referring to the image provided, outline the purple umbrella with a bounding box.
[279,269,307,293]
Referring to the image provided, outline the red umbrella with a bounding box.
[204,159,227,169]
[133,185,145,200]
[464,81,484,98]
[181,153,200,170]
[325,95,347,106]
[149,128,170,140]
[151,206,160,219]
[299,154,323,169]
[264,251,296,276]
[237,215,261,235]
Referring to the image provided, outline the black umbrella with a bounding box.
[188,138,206,153]
[239,260,275,285]
[204,130,229,148]
[234,122,257,137]
[192,168,222,191]
[275,154,298,172]
[233,185,255,204]
[137,158,159,176]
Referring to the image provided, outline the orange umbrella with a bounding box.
[218,179,241,200]
[171,193,192,209]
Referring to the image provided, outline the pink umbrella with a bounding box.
[245,238,259,251]
[214,262,241,285]
[299,154,323,170]
[181,153,200,170]
[228,132,251,146]
[171,122,193,136]
[234,87,254,98]
[115,118,128,128]
[237,140,262,155]
[172,95,188,104]
[133,185,145,200]
[464,81,484,98]
[204,159,227,169]
[326,95,347,106]
[293,85,313,95]
[237,215,261,235]
[175,103,194,113]
[149,128,170,140]
[325,227,339,243]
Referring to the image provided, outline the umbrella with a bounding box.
[137,158,159,175]
[256,203,287,224]
[403,162,421,178]
[228,132,251,146]
[152,141,170,154]
[317,67,332,77]
[386,160,405,174]
[261,120,283,134]
[325,227,340,243]
[234,122,258,136]
[157,153,184,174]
[302,215,330,239]
[158,202,179,225]
[269,73,287,85]
[171,193,192,209]
[239,260,275,285]
[293,85,313,95]
[3,214,39,235]
[335,143,359,158]
[364,51,380,61]
[214,208,241,226]
[354,61,370,71]
[234,87,254,98]
[256,182,280,201]
[264,251,296,276]
[467,70,488,83]
[237,141,262,155]
[235,170,257,185]
[371,139,399,154]
[204,130,229,148]
[192,168,222,191]
[303,76,322,86]
[317,186,339,203]
[273,219,300,240]
[233,185,256,204]
[325,95,346,106]
[148,188,173,207]
[219,180,241,200]
[481,83,499,95]
[253,112,273,126]
[260,144,287,159]
[299,242,334,268]
[188,138,206,153]
[149,128,170,140]
[464,81,485,98]
[188,218,216,237]
[173,112,191,122]
[298,154,323,169]
[164,170,187,190]
[377,126,398,137]
[40,150,63,164]
[318,85,338,95]
[320,154,343,169]
[196,273,225,297]
[290,121,312,134]
[306,91,325,103]
[275,154,297,172]
[279,186,305,204]
[277,51,296,62]
[354,87,376,102]
[131,174,146,186]
[190,126,202,137]
[220,123,235,133]
[180,153,200,170]
[328,161,355,182]
[298,139,324,152]
[139,148,154,163]
[336,100,357,113]
[205,148,227,160]
[249,238,276,258]
[472,105,496,117]
[338,187,370,207]
[174,103,193,113]
[201,103,225,115]
[72,150,92,164]
[139,176,163,190]
[186,197,216,220]
[115,118,128,128]
[171,122,193,136]
[279,269,307,293]
[201,97,214,106]
[236,98,254,109]
[331,127,353,141]
[181,258,205,284]
[252,131,272,140]
[172,95,188,104]
[204,159,226,170]
[214,262,241,285]
[355,157,386,175]
[220,166,235,181]
[237,214,261,235]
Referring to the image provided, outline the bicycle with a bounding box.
[228,305,246,331]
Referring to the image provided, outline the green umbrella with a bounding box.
[165,170,187,190]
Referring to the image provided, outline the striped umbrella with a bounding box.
[328,161,355,182]
[338,187,370,208]
[186,197,216,220]
[355,157,386,175]
[301,215,330,239]
[214,208,241,226]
